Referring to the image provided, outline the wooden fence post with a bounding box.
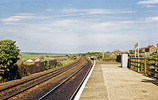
[141,58,143,73]
[135,57,136,71]
[138,57,140,72]
[131,57,134,70]
[144,58,147,75]
[129,56,131,69]
[155,58,158,79]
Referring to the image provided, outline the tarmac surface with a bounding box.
[79,61,158,100]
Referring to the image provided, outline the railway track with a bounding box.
[39,58,92,100]
[0,57,89,100]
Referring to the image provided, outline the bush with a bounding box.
[150,52,157,59]
[97,53,103,60]
[57,61,63,67]
[45,61,49,70]
[0,40,20,82]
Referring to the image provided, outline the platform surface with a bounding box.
[79,61,158,100]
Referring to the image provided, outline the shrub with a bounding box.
[0,40,20,82]
[56,61,63,67]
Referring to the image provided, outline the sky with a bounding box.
[0,0,158,53]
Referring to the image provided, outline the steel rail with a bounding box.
[3,63,82,100]
[38,62,89,100]
[1,57,84,100]
[0,57,82,92]
[69,60,92,100]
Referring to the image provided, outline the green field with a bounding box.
[19,52,68,61]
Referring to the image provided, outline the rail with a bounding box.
[129,57,158,79]
[68,59,92,100]
[39,58,92,100]
[0,57,86,100]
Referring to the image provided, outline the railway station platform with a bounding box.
[79,61,158,100]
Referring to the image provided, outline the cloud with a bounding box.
[137,0,158,4]
[45,9,54,12]
[50,19,83,27]
[16,13,37,16]
[141,17,158,22]
[2,15,38,22]
[1,13,49,23]
[1,17,157,53]
[1,13,50,26]
[145,5,156,7]
[61,8,136,15]
[1,8,157,53]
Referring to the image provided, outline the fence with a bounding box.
[17,60,58,77]
[0,59,59,82]
[129,57,158,79]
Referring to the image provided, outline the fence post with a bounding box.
[141,58,143,73]
[144,58,147,75]
[129,56,131,69]
[131,57,133,70]
[135,57,136,71]
[137,57,139,72]
[137,57,138,72]
[155,58,158,79]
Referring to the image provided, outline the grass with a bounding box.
[19,52,68,61]
[62,60,74,66]
[19,52,73,66]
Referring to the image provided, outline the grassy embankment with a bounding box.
[19,52,74,66]
[19,52,68,61]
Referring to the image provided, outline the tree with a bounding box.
[97,53,103,60]
[104,53,110,60]
[0,39,20,81]
[129,50,134,54]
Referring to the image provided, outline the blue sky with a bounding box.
[0,0,158,53]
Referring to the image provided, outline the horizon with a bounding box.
[1,0,158,53]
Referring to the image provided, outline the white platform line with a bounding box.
[74,60,96,100]
[102,67,110,100]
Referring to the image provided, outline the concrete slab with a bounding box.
[79,61,109,100]
[79,61,158,100]
[102,63,158,100]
